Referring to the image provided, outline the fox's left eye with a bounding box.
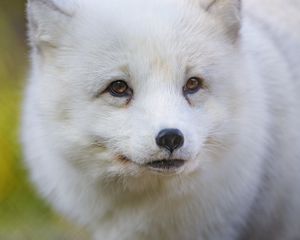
[183,77,204,95]
[108,80,133,97]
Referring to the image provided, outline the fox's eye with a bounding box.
[183,77,203,94]
[108,80,132,97]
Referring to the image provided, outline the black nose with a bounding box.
[156,128,184,153]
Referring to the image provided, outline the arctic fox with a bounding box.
[23,0,300,239]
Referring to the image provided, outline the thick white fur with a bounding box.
[23,0,300,239]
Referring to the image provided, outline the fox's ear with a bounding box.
[200,0,241,40]
[27,0,78,48]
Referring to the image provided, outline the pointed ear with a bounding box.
[200,0,241,40]
[27,0,78,49]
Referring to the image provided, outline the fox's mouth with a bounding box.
[116,155,186,172]
[146,159,186,171]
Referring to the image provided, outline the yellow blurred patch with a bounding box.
[0,139,15,201]
[0,87,21,201]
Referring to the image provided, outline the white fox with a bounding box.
[23,0,300,239]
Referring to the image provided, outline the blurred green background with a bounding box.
[0,1,88,239]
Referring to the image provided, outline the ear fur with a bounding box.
[200,0,241,40]
[27,0,77,48]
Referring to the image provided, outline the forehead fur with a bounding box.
[76,0,200,40]
[70,0,232,62]
[74,0,237,40]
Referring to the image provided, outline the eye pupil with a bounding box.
[187,78,199,90]
[184,77,203,94]
[110,80,129,96]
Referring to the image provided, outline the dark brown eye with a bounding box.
[108,80,131,97]
[183,77,203,94]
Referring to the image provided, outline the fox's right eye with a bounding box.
[107,80,133,98]
[183,77,204,95]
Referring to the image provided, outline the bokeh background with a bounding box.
[0,1,88,239]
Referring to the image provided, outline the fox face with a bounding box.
[27,0,261,187]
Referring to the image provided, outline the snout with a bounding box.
[115,128,187,173]
[139,128,186,172]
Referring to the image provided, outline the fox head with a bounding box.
[26,0,265,190]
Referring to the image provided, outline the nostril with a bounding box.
[156,128,184,153]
